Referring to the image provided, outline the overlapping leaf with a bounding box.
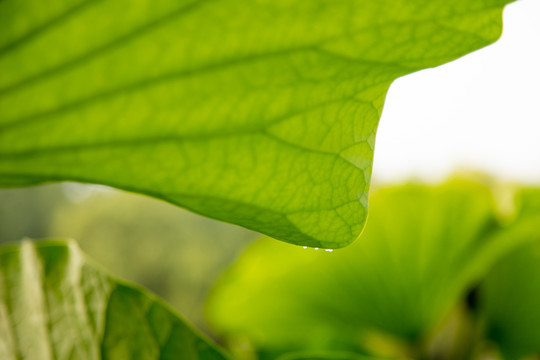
[0,240,229,360]
[0,0,513,247]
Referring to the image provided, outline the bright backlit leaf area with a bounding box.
[0,0,513,248]
[2,0,540,360]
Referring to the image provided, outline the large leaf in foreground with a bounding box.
[0,0,512,248]
[207,181,513,357]
[0,240,228,360]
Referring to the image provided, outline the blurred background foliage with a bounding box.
[0,182,257,334]
[206,178,540,360]
[1,176,540,360]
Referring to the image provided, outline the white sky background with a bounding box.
[372,0,540,185]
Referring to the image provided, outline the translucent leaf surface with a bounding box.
[0,0,513,247]
[0,240,229,360]
[206,181,528,357]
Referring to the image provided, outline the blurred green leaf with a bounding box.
[480,238,540,360]
[480,188,540,360]
[276,351,396,360]
[0,0,512,248]
[514,187,540,218]
[0,240,229,360]
[206,180,529,358]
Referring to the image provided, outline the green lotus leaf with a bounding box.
[0,240,229,360]
[0,0,513,247]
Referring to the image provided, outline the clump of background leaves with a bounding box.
[207,180,540,360]
[2,180,540,359]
